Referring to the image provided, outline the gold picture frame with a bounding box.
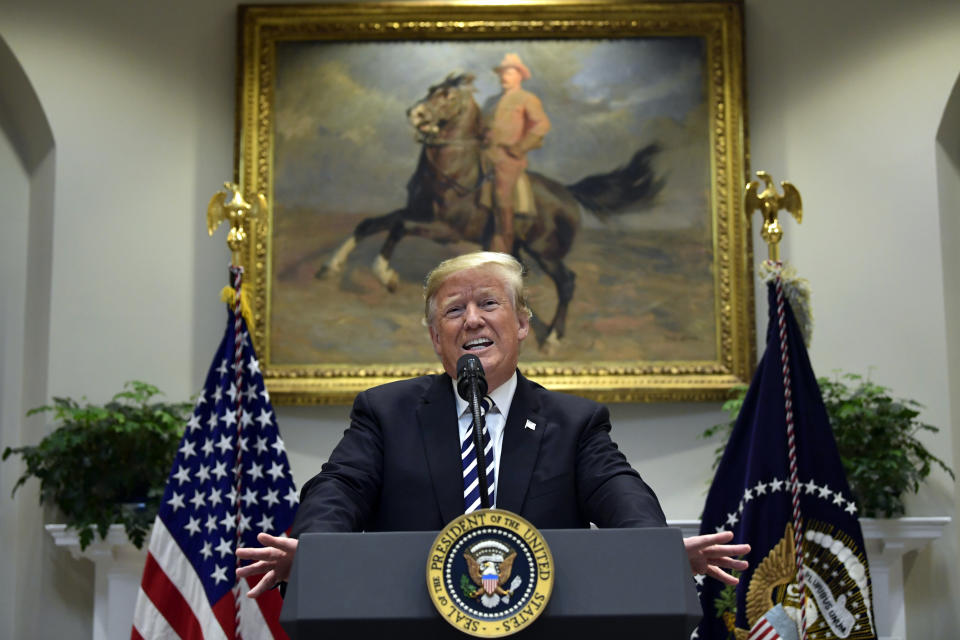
[236,1,753,404]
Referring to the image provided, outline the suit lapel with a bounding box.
[496,373,544,514]
[417,374,464,526]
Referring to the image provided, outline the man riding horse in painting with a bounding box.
[318,59,662,351]
[482,53,551,254]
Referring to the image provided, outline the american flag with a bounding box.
[132,296,297,639]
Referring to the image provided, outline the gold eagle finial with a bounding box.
[206,182,268,265]
[745,171,802,262]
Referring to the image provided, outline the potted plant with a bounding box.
[702,372,954,518]
[2,381,191,549]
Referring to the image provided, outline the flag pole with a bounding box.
[745,170,803,262]
[207,183,268,637]
[746,171,809,639]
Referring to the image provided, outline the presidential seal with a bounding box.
[426,509,554,637]
[734,521,875,640]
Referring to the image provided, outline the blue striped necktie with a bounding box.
[462,396,496,513]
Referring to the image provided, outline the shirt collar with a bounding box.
[452,370,518,420]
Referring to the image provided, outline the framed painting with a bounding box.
[235,1,754,404]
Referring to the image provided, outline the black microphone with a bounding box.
[456,354,491,509]
[456,354,488,400]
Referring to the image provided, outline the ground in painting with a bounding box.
[268,206,716,368]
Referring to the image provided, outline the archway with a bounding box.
[0,32,56,640]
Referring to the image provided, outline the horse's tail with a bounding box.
[566,143,665,220]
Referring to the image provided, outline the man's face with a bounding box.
[428,266,530,392]
[498,67,523,91]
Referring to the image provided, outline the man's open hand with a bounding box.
[683,531,750,586]
[235,532,299,598]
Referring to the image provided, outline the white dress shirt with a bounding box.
[452,371,518,508]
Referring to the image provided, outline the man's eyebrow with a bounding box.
[438,293,465,308]
[437,289,501,308]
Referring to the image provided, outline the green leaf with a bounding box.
[1,380,190,549]
[703,371,954,517]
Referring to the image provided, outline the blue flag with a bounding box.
[696,276,877,640]
[133,284,297,639]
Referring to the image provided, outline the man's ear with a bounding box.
[429,324,442,356]
[516,312,530,342]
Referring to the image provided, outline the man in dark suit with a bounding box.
[237,252,748,596]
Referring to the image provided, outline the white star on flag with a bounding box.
[166,492,185,512]
[215,434,232,455]
[257,408,273,428]
[211,460,228,480]
[179,440,197,460]
[186,414,202,432]
[172,466,191,485]
[184,517,201,536]
[189,490,206,510]
[211,565,228,585]
[247,462,264,481]
[263,488,279,507]
[241,487,258,507]
[267,461,286,482]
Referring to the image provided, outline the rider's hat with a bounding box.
[493,53,531,80]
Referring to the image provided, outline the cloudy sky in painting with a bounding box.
[272,37,707,215]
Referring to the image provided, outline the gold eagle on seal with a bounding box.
[465,550,517,599]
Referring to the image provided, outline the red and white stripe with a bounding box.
[131,518,285,639]
[772,260,808,640]
[748,616,783,640]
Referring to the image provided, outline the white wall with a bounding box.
[0,0,957,638]
[0,100,33,640]
[936,73,960,638]
[746,3,960,636]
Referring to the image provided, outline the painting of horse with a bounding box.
[316,72,663,350]
[267,37,717,369]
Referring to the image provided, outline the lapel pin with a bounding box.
[524,419,536,431]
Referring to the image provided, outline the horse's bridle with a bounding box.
[410,87,492,197]
[421,145,491,197]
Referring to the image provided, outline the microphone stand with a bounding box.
[467,376,491,510]
[458,354,490,510]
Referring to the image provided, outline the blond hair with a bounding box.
[423,252,532,326]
